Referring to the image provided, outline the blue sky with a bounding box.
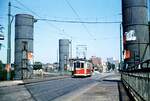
[0,0,121,63]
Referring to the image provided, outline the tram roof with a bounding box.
[69,58,90,62]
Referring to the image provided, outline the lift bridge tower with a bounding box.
[76,45,87,59]
[15,14,36,79]
[122,0,150,67]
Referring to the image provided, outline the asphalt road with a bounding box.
[26,77,97,101]
[0,72,114,101]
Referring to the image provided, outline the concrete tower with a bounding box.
[59,39,70,73]
[15,14,35,79]
[122,0,149,67]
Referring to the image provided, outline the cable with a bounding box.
[37,18,121,24]
[11,5,25,11]
[13,0,120,40]
[64,0,96,40]
[9,15,121,24]
[13,0,72,38]
[13,0,40,17]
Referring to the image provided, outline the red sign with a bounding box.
[124,50,131,59]
[27,52,33,60]
[5,64,11,72]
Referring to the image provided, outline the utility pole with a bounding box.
[120,23,122,62]
[76,45,87,59]
[57,48,59,63]
[69,39,72,59]
[120,23,123,70]
[6,2,11,80]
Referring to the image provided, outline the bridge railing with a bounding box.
[120,59,150,101]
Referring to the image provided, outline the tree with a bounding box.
[107,62,116,71]
[0,60,3,71]
[112,64,115,70]
[107,62,112,71]
[33,62,42,70]
[0,60,4,80]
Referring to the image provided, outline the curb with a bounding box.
[20,76,70,85]
[0,76,70,87]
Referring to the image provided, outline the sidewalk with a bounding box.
[22,75,69,84]
[72,81,119,101]
[0,80,23,87]
[72,74,121,101]
[0,75,69,87]
[56,73,131,101]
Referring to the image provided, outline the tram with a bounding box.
[72,58,93,77]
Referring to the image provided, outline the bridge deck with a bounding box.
[71,73,131,101]
[0,73,132,101]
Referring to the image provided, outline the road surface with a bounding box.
[0,72,119,101]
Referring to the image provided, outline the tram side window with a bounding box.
[74,63,77,68]
[87,63,90,68]
[81,63,84,68]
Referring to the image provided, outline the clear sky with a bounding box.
[0,0,122,63]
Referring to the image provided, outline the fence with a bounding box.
[120,59,150,101]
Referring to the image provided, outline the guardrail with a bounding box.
[120,59,150,101]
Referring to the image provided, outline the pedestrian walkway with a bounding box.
[0,75,69,87]
[22,75,69,84]
[71,74,120,101]
[0,80,23,87]
[72,81,119,101]
[59,73,131,101]
[0,73,131,101]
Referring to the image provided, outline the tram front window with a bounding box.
[81,63,84,68]
[74,62,80,68]
[77,62,80,68]
[74,62,84,68]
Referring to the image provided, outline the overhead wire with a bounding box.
[13,0,72,39]
[11,5,26,12]
[64,0,96,40]
[13,0,120,40]
[13,0,39,17]
[37,18,121,24]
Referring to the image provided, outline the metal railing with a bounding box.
[120,59,150,101]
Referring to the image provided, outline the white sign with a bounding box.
[125,30,136,41]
